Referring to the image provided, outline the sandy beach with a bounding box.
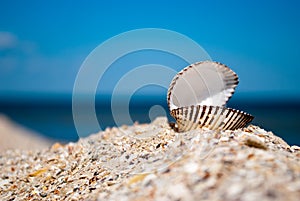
[0,117,299,200]
[0,115,52,152]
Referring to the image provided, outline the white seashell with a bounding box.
[171,105,253,132]
[168,61,253,131]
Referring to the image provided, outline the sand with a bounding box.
[0,115,52,152]
[0,117,299,201]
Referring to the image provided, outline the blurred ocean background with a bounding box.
[0,1,299,145]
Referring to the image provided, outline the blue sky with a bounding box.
[0,0,300,100]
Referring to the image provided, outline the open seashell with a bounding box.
[168,61,254,132]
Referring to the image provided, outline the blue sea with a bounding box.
[0,97,299,146]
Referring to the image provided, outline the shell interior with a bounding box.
[167,61,239,111]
